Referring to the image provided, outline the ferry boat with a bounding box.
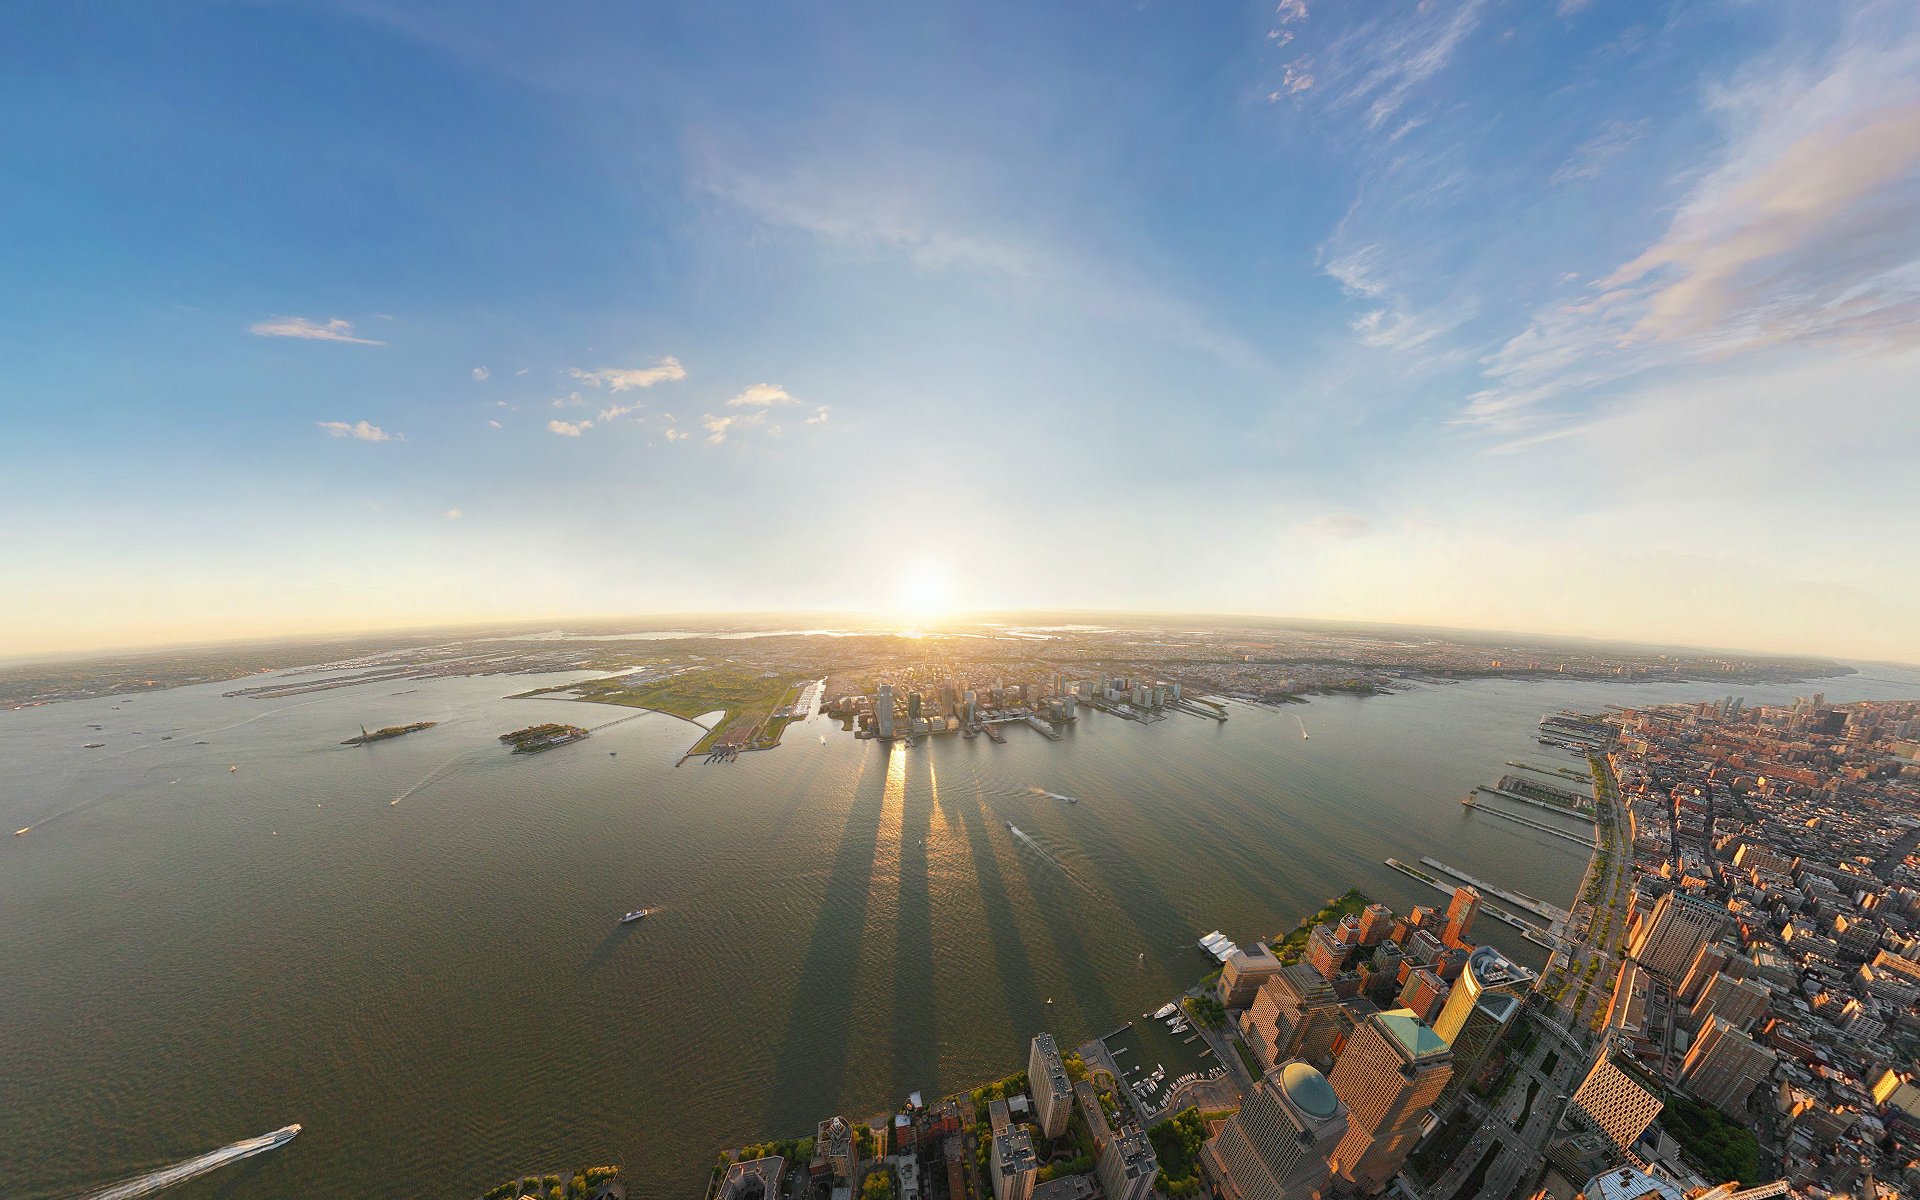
[620,908,654,924]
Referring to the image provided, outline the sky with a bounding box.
[3,0,1918,662]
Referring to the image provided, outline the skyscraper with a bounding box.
[1028,1033,1072,1139]
[1443,886,1480,949]
[1564,1039,1664,1165]
[1690,973,1769,1034]
[1326,1009,1453,1194]
[1433,945,1534,1104]
[1202,1061,1349,1200]
[1628,892,1732,987]
[1097,1124,1158,1200]
[1218,943,1284,1009]
[875,683,896,739]
[1679,1017,1777,1116]
[992,1129,1038,1200]
[1243,963,1343,1071]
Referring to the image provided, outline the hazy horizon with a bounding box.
[6,1,1919,663]
[1,606,1903,672]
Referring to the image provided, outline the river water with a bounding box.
[5,661,1916,1197]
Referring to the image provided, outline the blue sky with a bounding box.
[4,0,1918,661]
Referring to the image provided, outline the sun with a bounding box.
[894,560,957,626]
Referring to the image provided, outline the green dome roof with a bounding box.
[1278,1061,1339,1120]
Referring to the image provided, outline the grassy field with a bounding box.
[564,667,799,756]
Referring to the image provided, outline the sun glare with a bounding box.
[894,560,956,626]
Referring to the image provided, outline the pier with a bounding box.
[1461,795,1597,847]
[1505,759,1592,785]
[1418,856,1570,923]
[1473,784,1588,818]
[1385,859,1560,948]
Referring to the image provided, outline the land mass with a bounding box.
[342,721,437,745]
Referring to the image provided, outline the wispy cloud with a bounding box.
[1466,17,1920,429]
[568,357,687,391]
[252,316,384,345]
[444,507,463,519]
[663,426,689,442]
[726,383,798,407]
[487,419,502,429]
[805,406,830,425]
[1549,120,1647,185]
[548,419,590,437]
[471,366,489,381]
[699,158,1271,374]
[316,420,396,442]
[1309,0,1489,131]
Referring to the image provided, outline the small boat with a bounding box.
[619,908,654,923]
[83,743,104,749]
[229,765,238,772]
[1046,997,1054,1005]
[194,741,210,745]
[13,828,27,837]
[609,751,617,756]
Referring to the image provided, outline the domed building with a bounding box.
[1201,1059,1349,1200]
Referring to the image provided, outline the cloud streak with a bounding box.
[316,420,396,442]
[569,357,687,391]
[252,316,384,345]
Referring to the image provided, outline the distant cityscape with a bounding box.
[678,693,1920,1200]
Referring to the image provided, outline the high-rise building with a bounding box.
[1028,1034,1072,1139]
[1678,1017,1777,1116]
[1219,943,1284,1009]
[1690,973,1769,1034]
[1564,1039,1664,1165]
[875,683,896,739]
[1243,963,1342,1071]
[1326,1009,1452,1194]
[1396,967,1448,1025]
[1305,925,1346,981]
[1433,945,1534,1104]
[993,1129,1037,1200]
[1355,903,1396,947]
[1628,892,1732,987]
[814,1116,861,1182]
[1443,887,1480,949]
[1201,1061,1348,1200]
[1098,1124,1158,1200]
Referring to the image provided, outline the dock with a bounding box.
[1461,795,1596,847]
[1385,859,1564,951]
[1473,784,1588,818]
[1506,759,1592,785]
[1418,856,1570,923]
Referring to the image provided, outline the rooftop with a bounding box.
[1277,1061,1340,1120]
[1375,1008,1451,1061]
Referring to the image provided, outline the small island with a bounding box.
[341,721,437,746]
[498,723,590,753]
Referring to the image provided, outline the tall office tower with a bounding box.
[1565,1039,1665,1163]
[1355,903,1396,947]
[1443,887,1481,949]
[965,691,977,724]
[1218,943,1284,1009]
[1028,1034,1072,1139]
[1678,942,1733,1003]
[875,683,896,739]
[1326,1009,1453,1194]
[1433,945,1535,1104]
[1679,1017,1778,1116]
[908,692,922,725]
[1098,1124,1158,1200]
[1690,973,1769,1033]
[1201,1061,1349,1200]
[1243,963,1343,1071]
[1630,892,1732,986]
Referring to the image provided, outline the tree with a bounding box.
[860,1171,896,1200]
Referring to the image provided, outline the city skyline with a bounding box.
[6,0,1919,661]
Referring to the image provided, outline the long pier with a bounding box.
[1506,760,1592,785]
[1462,795,1597,847]
[1474,785,1587,818]
[1384,859,1560,949]
[1419,856,1570,923]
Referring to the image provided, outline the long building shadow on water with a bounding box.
[953,772,1049,1046]
[887,752,940,1102]
[764,744,892,1127]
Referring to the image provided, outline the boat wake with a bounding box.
[1004,822,1099,895]
[79,1125,300,1200]
[390,748,489,806]
[1026,786,1078,803]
